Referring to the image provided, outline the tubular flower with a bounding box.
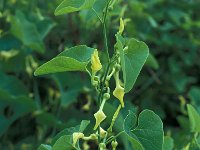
[91,49,102,72]
[113,85,125,108]
[72,132,84,147]
[93,110,106,130]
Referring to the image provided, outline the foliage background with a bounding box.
[0,0,200,149]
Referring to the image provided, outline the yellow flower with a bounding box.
[91,49,102,72]
[93,110,106,130]
[113,85,125,108]
[72,132,84,147]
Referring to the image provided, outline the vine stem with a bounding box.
[96,0,112,147]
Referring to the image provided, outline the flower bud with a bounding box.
[103,93,110,100]
[100,127,107,138]
[111,140,118,150]
[91,49,102,72]
[93,110,106,130]
[72,132,84,146]
[99,143,106,150]
[113,86,125,107]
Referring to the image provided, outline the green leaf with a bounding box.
[51,120,90,150]
[123,111,143,150]
[55,0,96,16]
[187,104,200,132]
[52,135,76,150]
[38,144,52,150]
[79,120,90,132]
[52,120,90,145]
[163,136,174,150]
[35,111,61,127]
[123,111,137,134]
[10,10,45,53]
[117,35,149,93]
[145,53,159,70]
[34,56,87,75]
[58,45,94,62]
[34,45,95,76]
[0,72,28,96]
[123,110,164,150]
[0,89,36,137]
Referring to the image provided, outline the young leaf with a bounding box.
[117,35,149,93]
[187,104,200,132]
[123,110,164,150]
[34,45,95,76]
[55,0,96,16]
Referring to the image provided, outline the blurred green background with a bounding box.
[0,0,200,149]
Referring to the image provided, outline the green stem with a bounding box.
[105,131,125,144]
[102,0,112,62]
[103,23,109,62]
[33,81,41,110]
[107,105,121,133]
[100,98,107,111]
[97,63,110,105]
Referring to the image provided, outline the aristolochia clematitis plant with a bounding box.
[35,0,164,150]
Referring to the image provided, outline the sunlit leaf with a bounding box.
[55,0,96,16]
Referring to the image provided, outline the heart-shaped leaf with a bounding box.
[123,110,164,150]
